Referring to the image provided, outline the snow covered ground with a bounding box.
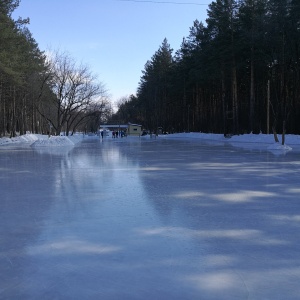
[1,132,300,299]
[160,132,300,152]
[0,133,84,147]
[1,131,300,151]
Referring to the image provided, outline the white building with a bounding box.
[100,123,142,136]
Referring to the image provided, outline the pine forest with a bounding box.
[114,0,300,136]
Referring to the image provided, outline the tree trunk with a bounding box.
[272,121,279,143]
[232,65,238,134]
[10,86,16,138]
[221,68,226,135]
[249,46,255,133]
[282,120,286,145]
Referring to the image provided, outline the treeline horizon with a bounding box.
[112,0,300,136]
[1,0,299,138]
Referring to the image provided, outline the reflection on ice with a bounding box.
[140,166,176,171]
[212,190,275,203]
[205,254,238,267]
[269,214,300,222]
[186,272,242,291]
[1,138,300,299]
[27,239,122,255]
[136,226,263,240]
[173,191,205,199]
[33,146,74,156]
[287,188,300,193]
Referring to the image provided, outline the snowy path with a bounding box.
[1,137,300,299]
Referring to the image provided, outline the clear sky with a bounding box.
[13,0,209,107]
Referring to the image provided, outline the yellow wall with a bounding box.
[128,124,142,136]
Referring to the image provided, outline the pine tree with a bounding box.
[206,0,240,134]
[137,38,173,132]
[239,0,268,133]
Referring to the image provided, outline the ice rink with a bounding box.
[1,136,300,299]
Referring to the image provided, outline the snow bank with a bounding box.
[161,132,286,144]
[1,132,300,153]
[0,137,13,146]
[31,136,74,147]
[0,134,43,146]
[31,135,83,147]
[0,134,83,147]
[161,132,300,153]
[68,134,85,144]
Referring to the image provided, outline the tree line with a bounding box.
[112,0,300,138]
[0,0,111,137]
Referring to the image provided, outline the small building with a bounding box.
[127,123,142,136]
[100,123,142,136]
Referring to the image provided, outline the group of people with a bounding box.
[112,130,125,138]
[100,130,126,139]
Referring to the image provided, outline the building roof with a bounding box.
[100,124,128,129]
[100,123,142,129]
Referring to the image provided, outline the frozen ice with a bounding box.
[1,133,300,299]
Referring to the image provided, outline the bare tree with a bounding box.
[70,96,113,134]
[40,50,108,135]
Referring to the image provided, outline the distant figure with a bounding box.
[101,131,104,139]
[115,131,119,138]
[112,131,115,138]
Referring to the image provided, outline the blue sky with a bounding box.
[13,0,209,106]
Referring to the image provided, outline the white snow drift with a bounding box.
[1,132,300,152]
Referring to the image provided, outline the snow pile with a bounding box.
[1,132,300,153]
[0,137,13,146]
[267,143,292,151]
[67,134,84,145]
[161,132,281,144]
[31,135,83,147]
[19,134,45,143]
[0,133,83,147]
[161,132,300,152]
[0,133,42,146]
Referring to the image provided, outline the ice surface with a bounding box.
[1,134,300,299]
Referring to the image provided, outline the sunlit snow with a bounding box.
[1,132,300,151]
[1,131,300,299]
